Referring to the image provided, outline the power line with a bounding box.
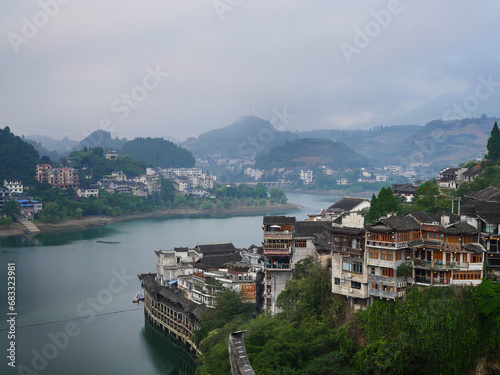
[0,307,143,331]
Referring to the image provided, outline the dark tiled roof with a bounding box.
[366,216,421,232]
[194,253,242,269]
[408,239,442,248]
[439,222,477,235]
[139,274,207,323]
[392,183,417,194]
[467,186,500,202]
[294,221,329,237]
[263,216,296,225]
[174,247,189,252]
[464,243,486,254]
[406,211,435,224]
[326,197,369,213]
[195,242,237,254]
[461,200,500,225]
[329,226,365,236]
[462,168,483,176]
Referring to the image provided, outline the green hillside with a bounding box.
[121,137,195,168]
[254,138,370,170]
[183,115,297,157]
[0,126,41,185]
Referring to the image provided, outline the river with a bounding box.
[0,192,340,375]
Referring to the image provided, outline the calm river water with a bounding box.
[0,192,340,375]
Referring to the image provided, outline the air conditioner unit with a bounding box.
[348,274,353,278]
[402,282,407,287]
[349,288,354,293]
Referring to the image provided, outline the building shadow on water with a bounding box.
[141,314,197,375]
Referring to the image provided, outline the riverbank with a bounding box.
[0,202,301,238]
[284,189,376,198]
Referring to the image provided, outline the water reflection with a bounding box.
[141,315,197,375]
[0,226,116,248]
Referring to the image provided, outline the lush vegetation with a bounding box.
[29,181,288,223]
[195,259,500,375]
[485,121,500,165]
[254,138,370,170]
[68,147,148,184]
[0,126,41,184]
[365,187,401,222]
[121,137,195,167]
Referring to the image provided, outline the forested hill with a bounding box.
[74,130,127,151]
[121,137,195,168]
[182,115,297,157]
[254,138,370,169]
[0,126,41,184]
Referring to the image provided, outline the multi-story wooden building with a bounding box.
[409,222,485,286]
[263,216,295,314]
[331,226,368,305]
[365,216,419,301]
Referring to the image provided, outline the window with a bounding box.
[399,232,411,242]
[371,283,378,290]
[380,250,393,261]
[433,250,443,261]
[352,238,361,249]
[342,257,363,273]
[471,254,482,263]
[371,267,375,275]
[295,240,307,248]
[371,233,380,241]
[381,234,392,242]
[351,281,361,290]
[395,251,402,261]
[382,268,394,277]
[352,263,363,273]
[452,253,460,262]
[462,254,468,262]
[334,278,340,285]
[446,236,460,244]
[369,248,379,259]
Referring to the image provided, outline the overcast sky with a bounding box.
[1,1,500,142]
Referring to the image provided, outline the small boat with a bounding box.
[133,292,145,303]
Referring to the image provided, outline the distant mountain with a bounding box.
[398,117,496,166]
[74,130,127,152]
[254,138,370,170]
[298,117,497,168]
[183,116,297,158]
[25,134,78,155]
[0,127,41,185]
[24,138,61,162]
[298,125,422,166]
[121,137,195,168]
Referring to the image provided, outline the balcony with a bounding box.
[331,245,363,257]
[263,248,291,256]
[367,240,409,249]
[266,262,291,271]
[263,231,293,240]
[412,259,469,271]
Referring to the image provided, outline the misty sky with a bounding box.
[1,1,500,142]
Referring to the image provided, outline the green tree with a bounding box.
[486,121,500,164]
[1,199,20,218]
[413,180,450,214]
[268,187,287,203]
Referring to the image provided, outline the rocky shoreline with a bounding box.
[0,203,301,238]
